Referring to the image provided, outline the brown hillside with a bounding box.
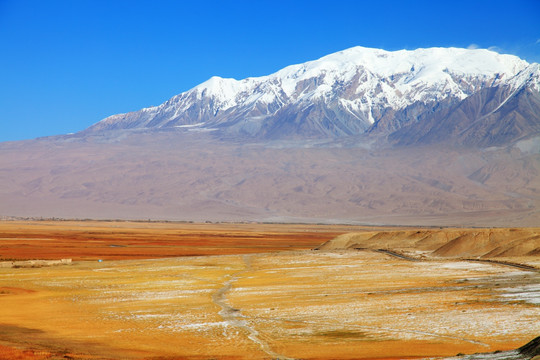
[317,228,540,260]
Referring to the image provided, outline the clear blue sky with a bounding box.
[1,0,539,142]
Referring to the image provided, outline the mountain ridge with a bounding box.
[83,46,540,146]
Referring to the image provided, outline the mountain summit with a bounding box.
[84,46,540,146]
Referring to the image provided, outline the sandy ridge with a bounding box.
[317,228,540,264]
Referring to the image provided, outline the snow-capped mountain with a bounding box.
[85,46,540,145]
[4,47,540,225]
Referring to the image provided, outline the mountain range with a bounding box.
[1,46,539,226]
[84,46,540,147]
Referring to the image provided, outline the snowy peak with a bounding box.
[282,46,527,78]
[275,47,529,108]
[274,47,527,92]
[85,46,538,144]
[193,76,250,104]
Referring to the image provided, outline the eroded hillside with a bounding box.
[317,227,540,267]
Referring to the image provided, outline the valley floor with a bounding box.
[0,221,538,359]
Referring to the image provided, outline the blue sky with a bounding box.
[1,0,539,142]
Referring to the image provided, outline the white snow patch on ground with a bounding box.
[174,122,205,128]
[166,321,230,332]
[497,284,540,305]
[437,262,497,271]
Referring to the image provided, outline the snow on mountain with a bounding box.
[506,63,540,92]
[274,47,527,103]
[85,46,535,141]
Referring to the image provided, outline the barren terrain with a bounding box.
[1,133,539,226]
[0,220,354,261]
[0,221,538,359]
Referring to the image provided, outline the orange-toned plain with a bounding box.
[0,221,538,360]
[0,220,364,260]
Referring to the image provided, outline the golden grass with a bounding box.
[0,251,538,359]
[0,221,538,359]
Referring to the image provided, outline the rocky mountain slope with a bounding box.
[390,63,540,147]
[83,47,540,147]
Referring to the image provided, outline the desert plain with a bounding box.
[0,221,538,360]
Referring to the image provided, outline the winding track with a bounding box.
[464,258,539,272]
[212,254,293,360]
[373,248,421,261]
[357,247,539,272]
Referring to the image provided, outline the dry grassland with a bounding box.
[0,221,538,359]
[0,220,355,260]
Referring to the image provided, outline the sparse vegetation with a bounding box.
[0,221,537,359]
